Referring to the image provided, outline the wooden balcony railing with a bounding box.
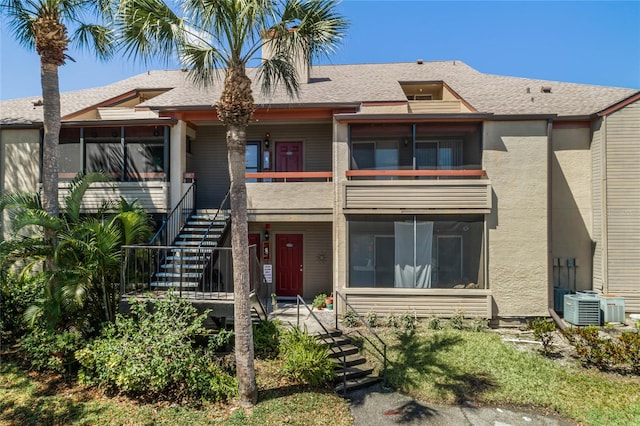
[346,170,487,179]
[245,171,332,182]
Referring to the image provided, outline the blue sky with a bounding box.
[1,1,639,101]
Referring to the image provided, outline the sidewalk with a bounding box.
[269,306,574,425]
[348,385,574,426]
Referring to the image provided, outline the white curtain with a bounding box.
[394,221,433,288]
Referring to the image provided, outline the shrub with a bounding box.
[617,331,640,374]
[449,311,465,330]
[400,312,417,332]
[208,328,234,353]
[279,327,334,386]
[253,320,281,359]
[527,317,557,355]
[565,326,615,370]
[427,316,442,330]
[343,310,360,327]
[470,318,489,333]
[364,311,378,328]
[76,294,236,401]
[19,324,85,375]
[0,272,42,340]
[385,313,400,329]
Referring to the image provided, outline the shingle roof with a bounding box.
[1,61,637,125]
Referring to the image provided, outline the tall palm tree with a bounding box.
[1,0,115,225]
[116,0,348,406]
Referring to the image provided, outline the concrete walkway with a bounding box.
[269,306,574,425]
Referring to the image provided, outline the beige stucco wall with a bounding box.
[484,120,550,317]
[333,118,350,302]
[247,181,332,214]
[551,127,592,291]
[1,128,40,239]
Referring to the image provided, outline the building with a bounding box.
[1,60,639,322]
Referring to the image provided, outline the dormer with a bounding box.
[63,89,170,121]
[400,81,474,113]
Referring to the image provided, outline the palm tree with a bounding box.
[0,173,153,330]
[116,0,348,406]
[0,0,115,225]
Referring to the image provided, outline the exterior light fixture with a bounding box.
[264,223,271,241]
[264,132,271,148]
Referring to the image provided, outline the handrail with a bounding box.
[198,190,231,248]
[295,295,348,396]
[334,291,388,388]
[150,180,196,245]
[346,169,486,178]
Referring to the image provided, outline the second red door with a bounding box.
[276,234,303,297]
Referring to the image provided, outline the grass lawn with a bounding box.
[360,326,640,426]
[0,358,352,426]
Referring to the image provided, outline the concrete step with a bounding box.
[334,375,381,394]
[177,234,220,240]
[328,344,360,358]
[331,353,367,368]
[173,240,218,246]
[320,335,351,347]
[315,329,343,339]
[156,271,202,279]
[165,255,207,262]
[334,363,375,382]
[161,263,205,270]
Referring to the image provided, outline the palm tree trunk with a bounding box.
[40,61,61,270]
[227,123,257,407]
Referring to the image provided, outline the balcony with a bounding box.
[245,172,333,220]
[344,170,491,213]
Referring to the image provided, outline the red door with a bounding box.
[276,142,303,181]
[276,234,303,297]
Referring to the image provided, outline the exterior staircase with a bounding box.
[151,209,230,289]
[318,329,382,395]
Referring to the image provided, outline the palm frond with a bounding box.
[72,23,115,60]
[0,191,42,211]
[11,208,63,233]
[64,172,110,223]
[257,53,299,97]
[116,0,186,65]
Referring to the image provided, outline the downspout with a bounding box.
[600,115,608,294]
[547,119,554,313]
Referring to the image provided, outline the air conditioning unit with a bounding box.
[554,287,571,313]
[564,294,601,326]
[597,295,625,324]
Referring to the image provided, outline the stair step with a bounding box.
[328,344,360,358]
[165,255,207,262]
[334,375,381,394]
[161,264,205,270]
[177,234,220,240]
[331,353,367,368]
[315,329,343,339]
[320,335,351,347]
[150,281,199,288]
[334,364,375,382]
[156,272,202,279]
[174,240,218,246]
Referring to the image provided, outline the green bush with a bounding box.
[0,272,42,339]
[566,326,616,371]
[342,310,360,327]
[427,316,442,330]
[364,311,378,328]
[279,327,334,386]
[400,312,417,332]
[208,328,234,353]
[617,331,640,374]
[385,314,400,329]
[449,311,465,330]
[312,293,327,309]
[76,294,236,401]
[253,320,281,359]
[19,325,85,375]
[527,317,557,355]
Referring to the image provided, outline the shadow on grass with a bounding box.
[0,362,108,426]
[257,383,334,403]
[387,330,497,404]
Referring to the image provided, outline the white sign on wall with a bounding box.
[263,264,273,284]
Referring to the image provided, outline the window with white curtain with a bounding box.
[348,215,484,289]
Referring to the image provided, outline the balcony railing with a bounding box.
[245,171,332,182]
[346,169,487,179]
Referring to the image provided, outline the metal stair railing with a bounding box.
[150,181,196,246]
[198,190,231,248]
[334,291,388,387]
[295,295,349,396]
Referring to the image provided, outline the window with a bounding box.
[416,140,463,170]
[348,215,483,289]
[245,141,261,182]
